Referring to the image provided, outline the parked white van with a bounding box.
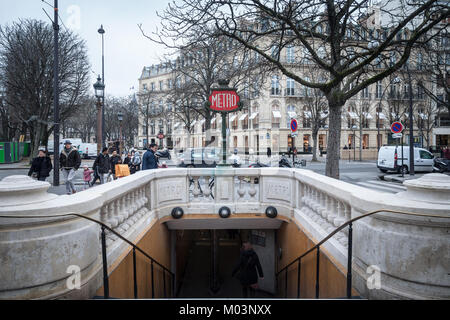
[79,143,98,159]
[377,146,434,174]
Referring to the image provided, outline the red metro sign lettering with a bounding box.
[209,90,240,112]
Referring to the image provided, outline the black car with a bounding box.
[155,149,171,160]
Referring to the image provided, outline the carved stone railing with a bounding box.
[0,169,449,300]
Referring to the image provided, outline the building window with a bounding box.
[286,78,295,96]
[376,81,383,99]
[286,105,296,128]
[159,81,164,91]
[271,75,280,95]
[272,105,281,128]
[286,46,295,63]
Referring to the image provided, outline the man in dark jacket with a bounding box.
[28,147,52,181]
[91,147,111,185]
[109,149,122,179]
[59,140,81,194]
[232,241,264,298]
[142,143,158,170]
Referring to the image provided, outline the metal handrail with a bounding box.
[275,208,449,299]
[0,212,175,299]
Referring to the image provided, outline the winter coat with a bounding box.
[28,156,53,179]
[110,155,122,174]
[83,169,94,182]
[232,249,264,286]
[93,153,111,174]
[142,149,158,170]
[132,153,141,166]
[60,147,81,170]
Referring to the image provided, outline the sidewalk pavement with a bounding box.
[0,159,31,170]
[380,173,425,184]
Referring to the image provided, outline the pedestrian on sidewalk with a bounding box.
[232,241,264,298]
[110,149,122,180]
[59,140,81,195]
[91,147,111,185]
[142,143,158,170]
[131,150,141,174]
[28,147,52,182]
[83,165,94,190]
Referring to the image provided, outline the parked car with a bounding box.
[177,148,221,168]
[377,146,435,174]
[155,149,171,160]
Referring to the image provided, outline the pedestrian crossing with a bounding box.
[354,180,407,194]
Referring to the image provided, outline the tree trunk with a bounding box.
[325,100,344,179]
[312,126,319,162]
[30,122,46,160]
[359,126,363,161]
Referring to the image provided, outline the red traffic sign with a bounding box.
[391,121,404,134]
[290,119,298,132]
[209,90,240,112]
[157,133,165,139]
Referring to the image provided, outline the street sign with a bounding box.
[392,133,403,139]
[208,90,240,112]
[391,121,404,134]
[290,119,298,132]
[157,133,165,139]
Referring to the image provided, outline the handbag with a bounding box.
[115,164,130,177]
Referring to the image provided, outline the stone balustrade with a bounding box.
[0,169,449,299]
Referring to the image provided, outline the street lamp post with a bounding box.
[118,112,123,156]
[98,25,106,148]
[53,0,60,187]
[93,76,105,155]
[352,125,357,161]
[406,66,415,176]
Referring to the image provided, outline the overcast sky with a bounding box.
[0,0,171,97]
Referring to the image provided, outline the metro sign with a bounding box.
[209,90,240,113]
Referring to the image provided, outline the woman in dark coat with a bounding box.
[28,148,53,181]
[232,242,264,298]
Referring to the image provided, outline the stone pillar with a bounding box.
[0,176,101,299]
[352,174,450,299]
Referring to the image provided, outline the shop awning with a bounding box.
[249,112,259,120]
[174,122,181,129]
[272,110,281,118]
[210,117,216,124]
[288,111,297,118]
[363,112,373,119]
[303,111,312,119]
[239,113,248,121]
[377,112,386,120]
[348,112,358,119]
[229,115,237,122]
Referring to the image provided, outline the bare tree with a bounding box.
[0,19,90,158]
[137,88,165,147]
[139,24,269,147]
[103,96,139,150]
[152,0,449,178]
[61,96,97,142]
